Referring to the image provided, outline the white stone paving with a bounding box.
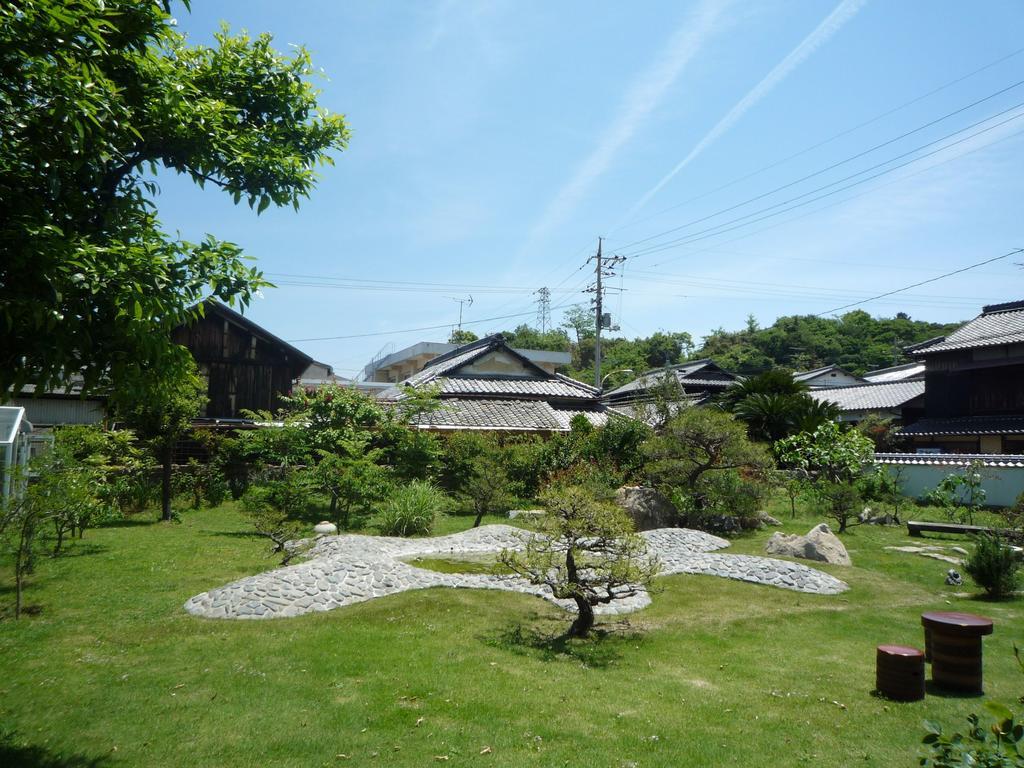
[184,524,848,620]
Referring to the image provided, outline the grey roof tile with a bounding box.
[913,304,1024,355]
[808,380,925,411]
[900,415,1024,436]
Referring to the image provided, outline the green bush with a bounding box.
[964,533,1021,598]
[241,471,313,522]
[921,703,1023,766]
[378,481,447,537]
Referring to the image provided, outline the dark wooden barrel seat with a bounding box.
[876,644,925,701]
[921,611,994,695]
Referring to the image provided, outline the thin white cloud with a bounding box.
[624,0,869,220]
[523,0,731,248]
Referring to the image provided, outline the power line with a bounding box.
[615,81,1024,255]
[610,45,1024,235]
[286,299,582,343]
[815,248,1024,316]
[622,106,1024,259]
[641,122,1024,270]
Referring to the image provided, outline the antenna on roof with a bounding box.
[448,295,473,329]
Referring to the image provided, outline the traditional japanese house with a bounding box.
[173,301,313,420]
[901,299,1024,454]
[379,334,611,433]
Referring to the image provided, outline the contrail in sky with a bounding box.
[623,0,869,221]
[521,0,730,250]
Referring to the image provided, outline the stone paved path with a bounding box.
[184,524,848,620]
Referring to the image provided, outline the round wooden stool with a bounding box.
[876,644,925,701]
[921,611,994,695]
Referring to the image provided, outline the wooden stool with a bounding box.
[921,611,994,695]
[876,644,925,701]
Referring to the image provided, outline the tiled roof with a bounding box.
[900,415,1024,436]
[863,362,925,383]
[808,380,924,411]
[912,302,1024,355]
[875,452,1024,468]
[409,398,609,432]
[604,359,737,399]
[436,375,597,399]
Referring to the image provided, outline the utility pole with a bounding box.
[586,238,626,389]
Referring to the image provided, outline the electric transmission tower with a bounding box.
[535,287,551,333]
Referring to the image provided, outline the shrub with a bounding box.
[921,703,1024,766]
[378,481,447,537]
[964,533,1021,598]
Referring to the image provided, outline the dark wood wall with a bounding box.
[924,361,1024,418]
[172,312,303,418]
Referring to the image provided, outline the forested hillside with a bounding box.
[464,308,965,382]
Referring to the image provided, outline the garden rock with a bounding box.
[858,508,893,525]
[615,486,677,531]
[756,511,783,527]
[765,523,852,566]
[313,521,338,536]
[507,509,544,520]
[945,569,963,586]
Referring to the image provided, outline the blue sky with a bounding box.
[158,1,1024,377]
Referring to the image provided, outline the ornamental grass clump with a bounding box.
[964,533,1021,598]
[378,481,447,537]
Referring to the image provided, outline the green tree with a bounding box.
[0,0,349,397]
[500,325,571,352]
[313,444,391,530]
[459,453,513,528]
[448,329,479,345]
[500,485,659,638]
[0,476,49,619]
[643,408,772,520]
[110,359,207,521]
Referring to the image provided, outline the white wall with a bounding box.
[877,457,1024,508]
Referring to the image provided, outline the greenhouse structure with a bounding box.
[0,406,36,500]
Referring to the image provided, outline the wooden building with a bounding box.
[901,300,1024,454]
[173,301,313,419]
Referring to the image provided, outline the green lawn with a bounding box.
[1,502,1021,767]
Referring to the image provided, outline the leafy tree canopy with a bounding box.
[0,0,349,396]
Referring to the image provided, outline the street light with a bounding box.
[599,368,634,391]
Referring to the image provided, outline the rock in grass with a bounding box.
[764,523,851,566]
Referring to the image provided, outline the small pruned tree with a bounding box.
[459,454,513,528]
[240,473,312,564]
[963,533,1020,599]
[926,461,987,525]
[313,444,391,530]
[501,485,659,638]
[0,472,48,618]
[110,359,207,521]
[643,408,772,526]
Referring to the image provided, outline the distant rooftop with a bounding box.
[911,299,1024,355]
[862,362,925,383]
[362,339,570,382]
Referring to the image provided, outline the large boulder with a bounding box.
[765,523,851,566]
[615,486,677,531]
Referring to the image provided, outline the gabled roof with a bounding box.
[863,362,925,383]
[911,300,1024,356]
[191,301,314,370]
[793,364,865,385]
[604,359,738,400]
[381,334,599,403]
[409,399,611,432]
[808,380,925,412]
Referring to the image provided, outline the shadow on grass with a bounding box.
[204,530,264,540]
[924,680,986,699]
[51,543,108,559]
[0,732,110,767]
[481,620,643,668]
[98,517,159,529]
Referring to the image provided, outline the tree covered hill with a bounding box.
[692,310,964,376]
[455,309,964,382]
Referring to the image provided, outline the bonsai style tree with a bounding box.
[501,485,659,638]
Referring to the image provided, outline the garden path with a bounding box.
[184,524,848,620]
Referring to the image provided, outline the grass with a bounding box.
[0,500,1022,767]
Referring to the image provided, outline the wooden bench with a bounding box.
[907,521,1001,538]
